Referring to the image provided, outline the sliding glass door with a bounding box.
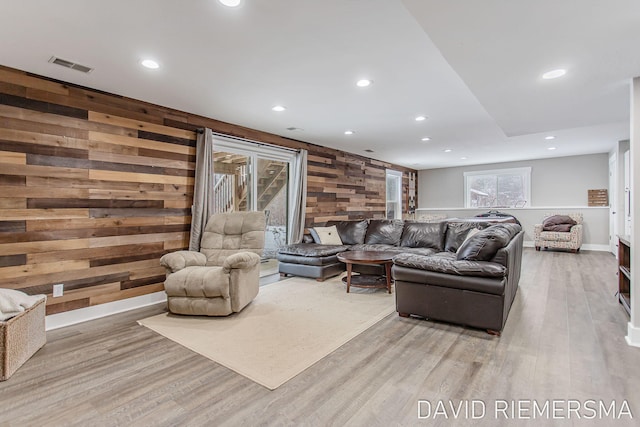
[211,136,294,261]
[256,158,288,258]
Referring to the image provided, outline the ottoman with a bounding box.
[277,243,349,281]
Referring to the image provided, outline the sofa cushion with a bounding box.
[309,225,343,245]
[393,253,506,278]
[401,247,439,256]
[444,222,490,252]
[325,220,368,245]
[278,243,349,257]
[400,221,446,251]
[277,253,342,266]
[539,231,573,242]
[456,224,520,261]
[349,244,406,253]
[364,219,404,245]
[542,215,577,232]
[391,264,506,296]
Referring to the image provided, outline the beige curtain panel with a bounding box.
[288,149,307,244]
[189,128,215,251]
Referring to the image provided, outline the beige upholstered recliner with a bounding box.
[160,211,266,316]
[534,213,583,253]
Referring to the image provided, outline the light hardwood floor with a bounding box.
[1,249,639,426]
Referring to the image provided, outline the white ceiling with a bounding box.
[0,0,637,169]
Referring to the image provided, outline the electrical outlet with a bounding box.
[53,283,64,297]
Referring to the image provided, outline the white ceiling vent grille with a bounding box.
[48,56,93,73]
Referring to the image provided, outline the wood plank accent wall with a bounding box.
[0,65,417,315]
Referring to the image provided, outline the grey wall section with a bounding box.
[418,153,609,208]
[416,154,611,249]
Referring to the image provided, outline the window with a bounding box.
[386,169,403,219]
[464,167,531,208]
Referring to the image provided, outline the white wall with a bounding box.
[416,153,610,248]
[628,77,640,346]
[418,153,609,208]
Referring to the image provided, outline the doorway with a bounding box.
[610,153,618,256]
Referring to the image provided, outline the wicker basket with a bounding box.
[0,298,46,381]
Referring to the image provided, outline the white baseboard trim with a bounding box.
[582,243,611,252]
[626,322,640,347]
[523,241,610,252]
[45,291,166,331]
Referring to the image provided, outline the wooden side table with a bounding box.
[336,251,398,293]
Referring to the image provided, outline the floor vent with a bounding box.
[48,56,93,73]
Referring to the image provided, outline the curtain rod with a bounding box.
[197,128,299,153]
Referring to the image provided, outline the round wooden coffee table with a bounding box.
[336,251,398,293]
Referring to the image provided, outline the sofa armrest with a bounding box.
[160,251,207,274]
[223,252,261,272]
[571,224,583,247]
[533,224,543,238]
[393,253,506,278]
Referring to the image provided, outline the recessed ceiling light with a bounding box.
[272,105,286,112]
[141,59,159,69]
[444,149,452,153]
[356,79,372,87]
[421,137,431,141]
[344,130,354,135]
[415,115,427,121]
[547,147,557,150]
[542,69,566,79]
[219,0,241,7]
[460,157,467,160]
[545,135,555,140]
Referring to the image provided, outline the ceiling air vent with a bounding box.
[48,56,94,73]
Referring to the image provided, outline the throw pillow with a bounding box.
[309,226,343,245]
[542,215,577,232]
[457,227,481,253]
[444,222,491,252]
[456,225,512,261]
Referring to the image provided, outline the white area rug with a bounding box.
[138,275,395,390]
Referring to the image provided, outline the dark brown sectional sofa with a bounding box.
[277,218,524,333]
